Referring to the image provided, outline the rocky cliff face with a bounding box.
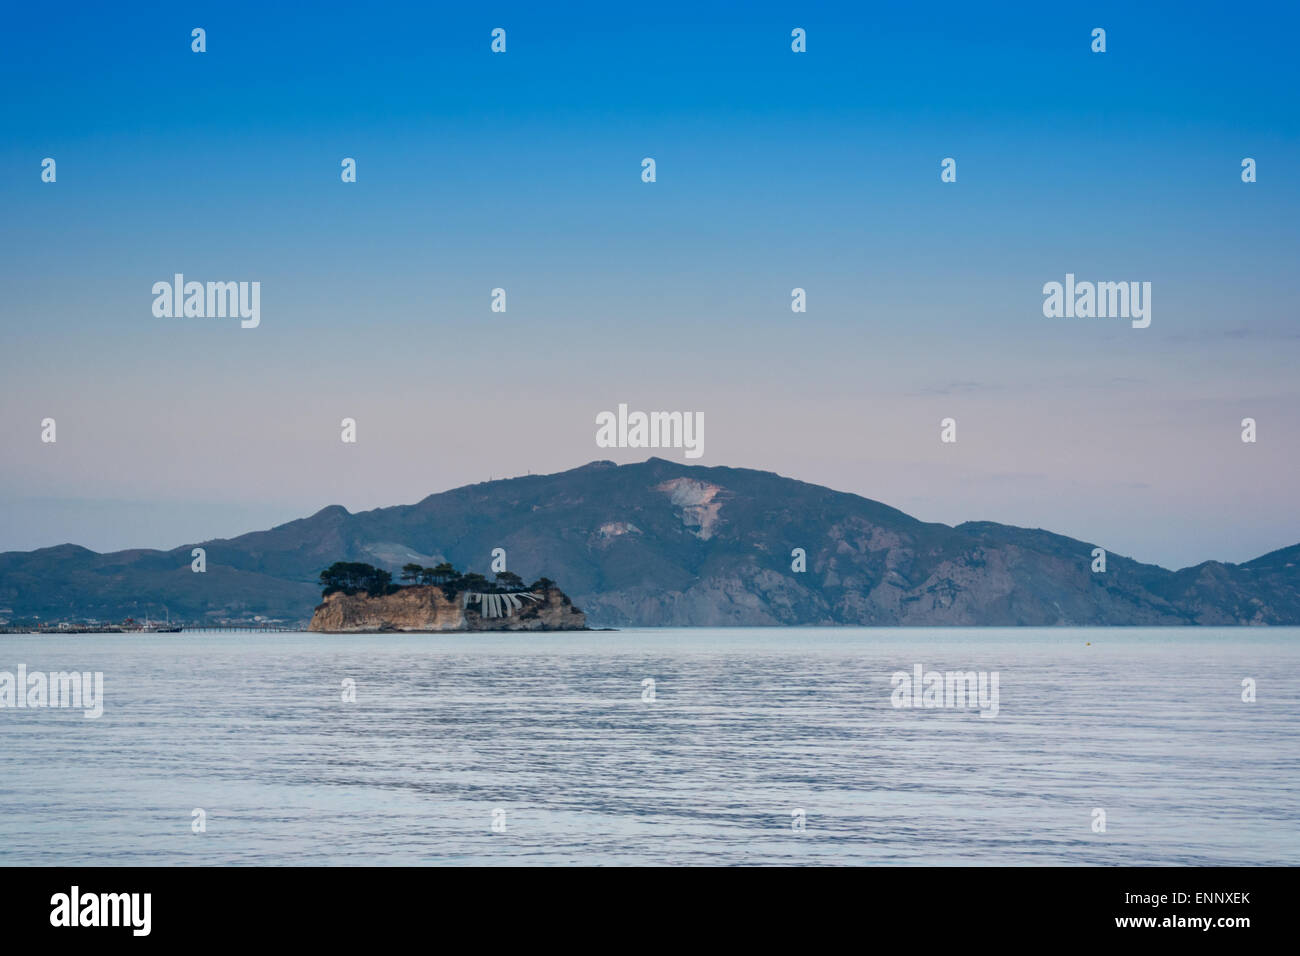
[307,585,586,632]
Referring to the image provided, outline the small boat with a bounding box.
[122,613,182,633]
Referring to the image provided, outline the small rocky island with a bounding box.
[307,561,586,632]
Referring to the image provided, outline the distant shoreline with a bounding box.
[7,623,1299,637]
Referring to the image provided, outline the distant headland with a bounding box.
[307,561,586,633]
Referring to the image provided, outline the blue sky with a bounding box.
[1,0,1298,568]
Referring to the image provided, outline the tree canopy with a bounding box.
[319,561,550,597]
[318,562,395,596]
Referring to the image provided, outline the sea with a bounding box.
[1,627,1296,866]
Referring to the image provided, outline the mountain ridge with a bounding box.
[2,458,1297,627]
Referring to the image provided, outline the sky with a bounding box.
[1,0,1298,569]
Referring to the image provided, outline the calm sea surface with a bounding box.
[1,627,1296,866]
